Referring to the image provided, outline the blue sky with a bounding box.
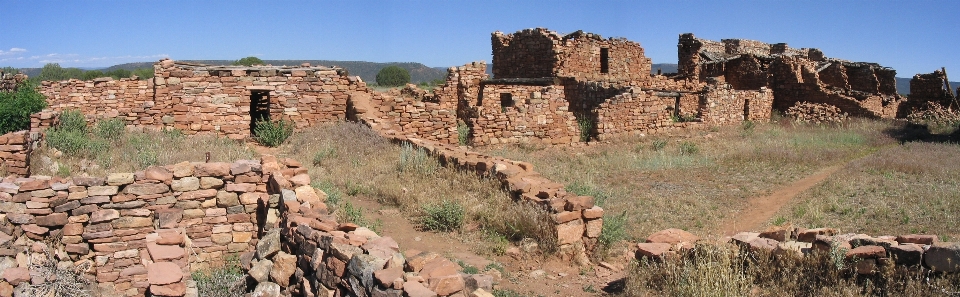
[3,0,958,78]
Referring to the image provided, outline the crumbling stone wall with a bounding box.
[0,156,324,296]
[700,85,773,125]
[472,82,579,145]
[902,70,956,115]
[492,28,652,81]
[0,71,27,92]
[39,59,367,140]
[0,131,31,177]
[679,33,903,119]
[592,88,680,140]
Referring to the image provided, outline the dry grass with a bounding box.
[31,129,256,176]
[277,122,557,252]
[624,244,960,297]
[479,119,898,242]
[773,141,960,238]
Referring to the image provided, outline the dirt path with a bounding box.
[347,195,622,296]
[719,164,845,235]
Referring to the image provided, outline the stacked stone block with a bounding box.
[471,83,580,145]
[0,155,318,296]
[0,72,26,92]
[38,59,367,140]
[638,227,960,275]
[700,84,774,125]
[0,132,31,177]
[243,178,497,297]
[903,70,955,114]
[492,28,652,82]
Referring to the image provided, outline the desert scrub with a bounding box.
[0,81,47,134]
[626,244,960,296]
[421,200,465,232]
[254,118,294,147]
[25,249,92,297]
[93,118,126,141]
[191,256,246,297]
[577,116,594,142]
[398,142,437,174]
[457,120,471,146]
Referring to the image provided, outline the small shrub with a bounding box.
[565,181,610,206]
[45,129,90,157]
[57,110,88,133]
[192,256,245,297]
[56,163,71,177]
[254,118,294,147]
[457,260,479,274]
[312,147,337,166]
[577,116,594,142]
[313,181,342,206]
[651,139,667,151]
[398,142,436,174]
[597,210,628,252]
[93,118,126,141]
[457,120,471,146]
[25,249,92,297]
[421,200,465,232]
[679,141,699,155]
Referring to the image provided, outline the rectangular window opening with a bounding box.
[500,93,514,111]
[600,48,610,74]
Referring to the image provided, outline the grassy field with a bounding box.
[773,141,960,239]
[480,119,907,244]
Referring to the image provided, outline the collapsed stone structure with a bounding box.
[678,34,904,118]
[0,71,26,93]
[637,226,960,274]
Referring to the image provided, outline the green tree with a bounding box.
[38,63,68,81]
[0,81,47,134]
[105,69,132,80]
[375,66,410,87]
[81,70,105,80]
[1,67,18,75]
[233,56,264,66]
[133,68,154,79]
[64,68,84,80]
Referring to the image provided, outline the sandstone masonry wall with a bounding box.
[39,59,367,140]
[701,85,773,125]
[0,72,26,92]
[492,28,652,81]
[0,132,31,177]
[0,156,323,296]
[902,70,956,116]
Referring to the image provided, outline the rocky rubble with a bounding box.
[786,102,849,124]
[241,171,496,297]
[635,226,960,274]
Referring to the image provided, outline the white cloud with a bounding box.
[0,48,27,56]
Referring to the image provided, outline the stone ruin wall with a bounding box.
[700,85,774,126]
[678,33,903,119]
[0,132,31,178]
[0,156,324,296]
[901,70,957,116]
[492,28,652,81]
[0,72,27,92]
[38,59,366,140]
[473,82,580,145]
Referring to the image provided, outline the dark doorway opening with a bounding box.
[500,93,514,112]
[600,48,610,74]
[250,90,270,135]
[743,98,751,121]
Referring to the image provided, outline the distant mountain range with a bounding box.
[17,60,448,84]
[13,61,958,95]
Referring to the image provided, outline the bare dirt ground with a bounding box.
[718,164,845,235]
